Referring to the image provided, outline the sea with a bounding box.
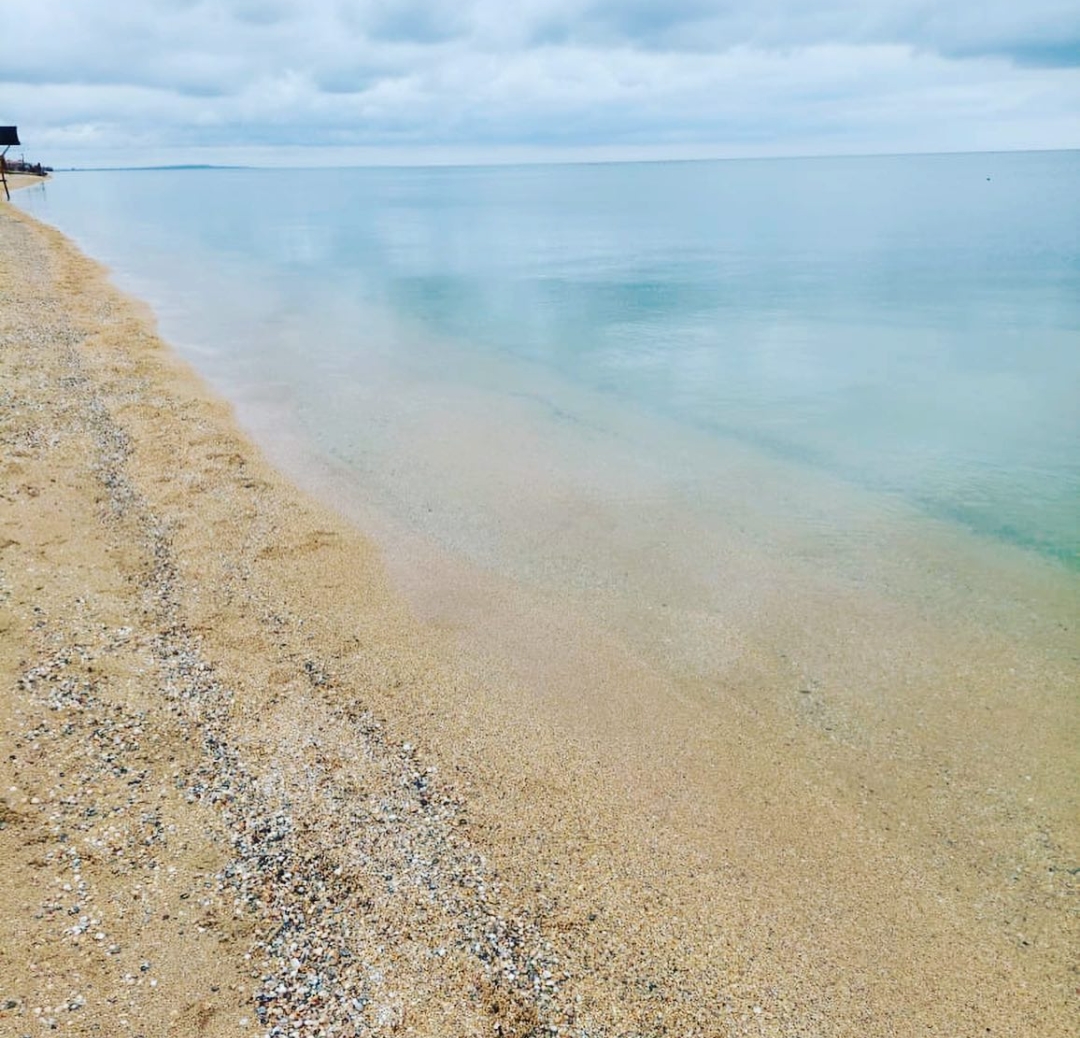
[15,152,1080,699]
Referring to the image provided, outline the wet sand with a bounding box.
[1,196,1077,1037]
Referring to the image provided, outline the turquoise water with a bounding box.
[16,153,1080,568]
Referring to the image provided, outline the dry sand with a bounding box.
[1,196,1077,1037]
[1,173,49,198]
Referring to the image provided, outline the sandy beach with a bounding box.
[1,173,49,197]
[1,191,1077,1037]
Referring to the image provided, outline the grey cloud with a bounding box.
[4,0,1079,164]
[580,0,723,44]
[0,51,242,99]
[1,35,260,97]
[363,0,470,43]
[927,21,1080,69]
[226,0,298,27]
[331,0,468,43]
[1001,40,1080,68]
[6,2,1078,98]
[312,54,405,95]
[514,0,1080,68]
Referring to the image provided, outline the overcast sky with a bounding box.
[3,0,1078,166]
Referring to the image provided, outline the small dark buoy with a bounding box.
[986,176,991,181]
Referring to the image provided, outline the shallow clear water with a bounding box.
[16,153,1080,572]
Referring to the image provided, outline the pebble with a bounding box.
[0,220,577,1038]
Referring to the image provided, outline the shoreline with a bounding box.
[2,172,50,195]
[1,199,1077,1035]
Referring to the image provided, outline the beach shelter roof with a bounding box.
[0,127,20,147]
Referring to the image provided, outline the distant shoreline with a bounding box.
[37,144,1080,176]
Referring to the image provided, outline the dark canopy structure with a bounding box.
[1,126,22,200]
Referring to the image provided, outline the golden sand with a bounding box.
[1,172,49,196]
[1,197,1077,1036]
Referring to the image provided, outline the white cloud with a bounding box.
[2,1,1078,165]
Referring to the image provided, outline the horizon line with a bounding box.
[54,144,1080,174]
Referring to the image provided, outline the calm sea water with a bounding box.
[16,153,1080,580]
